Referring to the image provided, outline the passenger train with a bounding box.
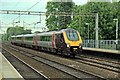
[11,28,82,57]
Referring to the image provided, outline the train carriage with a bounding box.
[11,28,82,57]
[23,34,34,47]
[37,31,55,50]
[11,35,24,46]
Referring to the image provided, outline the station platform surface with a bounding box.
[0,73,2,80]
[83,47,119,54]
[0,52,23,79]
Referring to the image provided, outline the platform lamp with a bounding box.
[85,23,90,47]
[113,19,118,50]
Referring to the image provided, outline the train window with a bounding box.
[25,37,33,41]
[42,36,45,41]
[39,36,41,41]
[17,37,21,40]
[48,36,52,41]
[66,30,79,41]
[40,36,44,41]
[40,36,52,41]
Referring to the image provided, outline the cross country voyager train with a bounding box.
[11,28,82,57]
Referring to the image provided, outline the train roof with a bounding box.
[23,34,34,37]
[11,35,23,38]
[37,31,56,36]
[37,28,75,35]
[11,36,16,37]
[11,28,77,37]
[11,34,34,37]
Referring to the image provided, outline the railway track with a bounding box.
[2,43,104,80]
[2,42,120,79]
[2,46,79,79]
[1,48,48,80]
[79,54,120,65]
[75,55,120,73]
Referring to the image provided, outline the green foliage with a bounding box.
[69,2,119,40]
[34,31,41,33]
[46,2,119,40]
[1,34,7,40]
[46,1,75,30]
[23,29,32,34]
[3,26,32,40]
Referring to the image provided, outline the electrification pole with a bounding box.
[113,19,118,50]
[85,23,90,47]
[95,13,99,48]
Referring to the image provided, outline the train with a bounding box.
[11,28,82,57]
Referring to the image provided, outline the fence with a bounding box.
[82,40,120,50]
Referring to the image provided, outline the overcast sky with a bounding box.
[0,0,87,33]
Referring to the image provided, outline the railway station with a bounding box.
[0,0,120,79]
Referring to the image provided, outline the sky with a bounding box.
[0,0,88,34]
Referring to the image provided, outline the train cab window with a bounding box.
[66,30,79,41]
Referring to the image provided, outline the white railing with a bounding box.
[82,40,120,50]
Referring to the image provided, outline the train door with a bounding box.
[35,34,38,47]
[60,33,66,50]
[55,34,60,49]
[21,35,24,45]
[55,33,66,49]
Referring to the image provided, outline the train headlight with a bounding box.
[67,43,70,48]
[79,43,82,48]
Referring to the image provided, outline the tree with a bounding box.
[46,1,119,40]
[34,31,41,33]
[1,34,8,40]
[6,26,32,40]
[23,29,32,34]
[69,2,119,40]
[46,1,75,30]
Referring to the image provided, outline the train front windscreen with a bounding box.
[66,30,79,41]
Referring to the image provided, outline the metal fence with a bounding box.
[82,40,120,50]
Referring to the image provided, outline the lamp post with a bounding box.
[113,19,118,50]
[85,23,90,47]
[95,13,99,48]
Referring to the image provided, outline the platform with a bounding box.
[0,52,23,79]
[83,47,119,54]
[0,73,2,80]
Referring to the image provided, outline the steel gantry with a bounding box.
[0,10,45,16]
[0,10,96,16]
